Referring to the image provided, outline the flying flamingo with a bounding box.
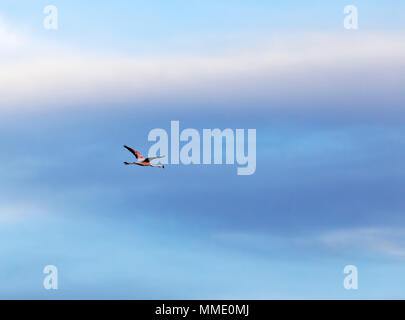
[123,145,165,168]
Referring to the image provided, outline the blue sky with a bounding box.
[0,1,405,299]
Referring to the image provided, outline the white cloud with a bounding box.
[0,203,45,225]
[214,226,405,259]
[0,20,22,51]
[0,19,404,112]
[319,227,405,258]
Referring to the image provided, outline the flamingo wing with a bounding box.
[123,145,145,160]
[145,155,165,162]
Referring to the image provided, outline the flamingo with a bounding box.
[123,145,165,168]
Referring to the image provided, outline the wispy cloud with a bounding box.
[0,19,23,54]
[0,203,45,225]
[214,226,405,259]
[1,21,404,112]
[319,227,405,259]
